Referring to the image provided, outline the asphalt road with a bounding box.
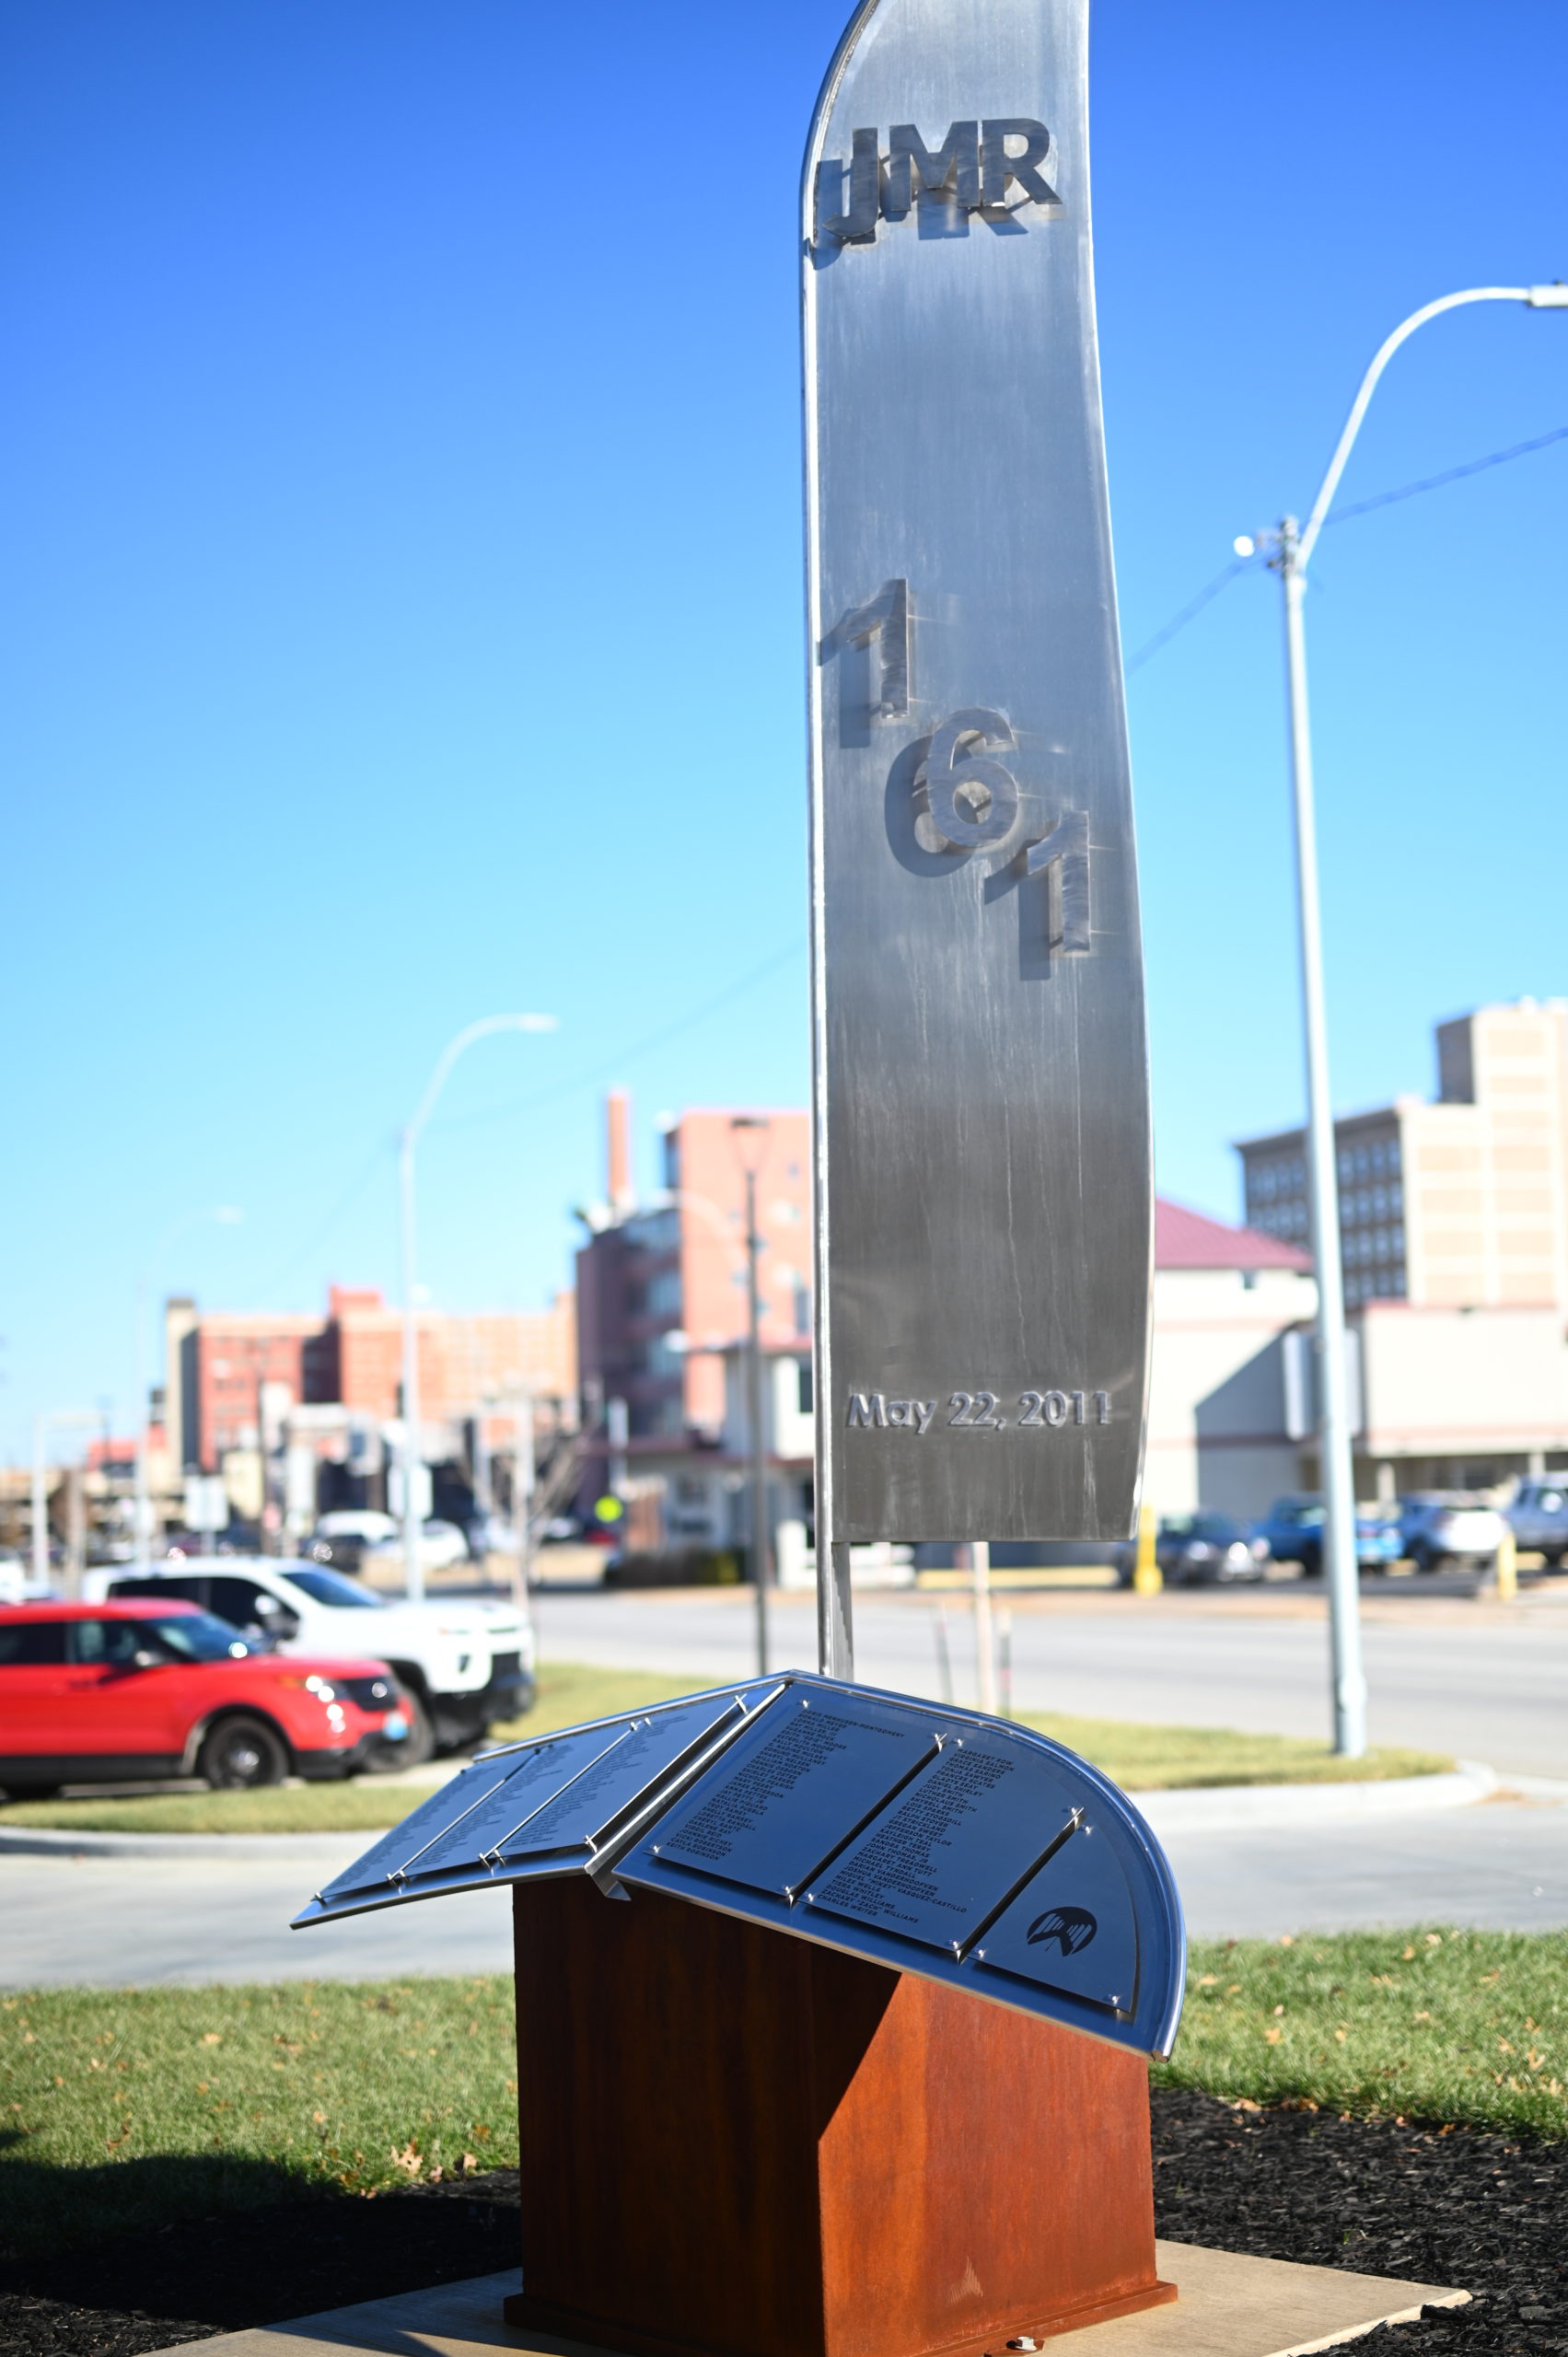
[529,1582,1568,1778]
[4,1793,1564,1987]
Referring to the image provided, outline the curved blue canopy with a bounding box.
[292,1672,1185,2061]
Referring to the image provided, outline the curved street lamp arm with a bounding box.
[1297,285,1551,572]
[398,1012,556,1604]
[404,1014,557,1153]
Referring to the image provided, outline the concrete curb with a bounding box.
[0,1828,370,1861]
[1135,1759,1497,1834]
[0,1762,1506,1860]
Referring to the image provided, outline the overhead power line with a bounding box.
[1324,421,1568,526]
[1124,422,1567,678]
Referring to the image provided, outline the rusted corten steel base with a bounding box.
[504,1878,1175,2357]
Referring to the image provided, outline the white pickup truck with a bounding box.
[86,1558,533,1762]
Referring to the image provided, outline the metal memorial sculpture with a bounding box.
[805,0,1151,1679]
[296,3,1178,2350]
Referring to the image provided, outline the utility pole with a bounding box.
[743,1159,771,1678]
[1275,511,1366,1759]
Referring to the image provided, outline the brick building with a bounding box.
[165,1285,575,1479]
[575,1095,812,1455]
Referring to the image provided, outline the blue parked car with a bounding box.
[1251,1495,1402,1577]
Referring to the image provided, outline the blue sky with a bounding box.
[3,0,1564,1449]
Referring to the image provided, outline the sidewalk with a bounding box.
[3,1771,1562,1985]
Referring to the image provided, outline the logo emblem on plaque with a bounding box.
[1026,1904,1098,1955]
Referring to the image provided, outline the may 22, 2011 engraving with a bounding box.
[847,1387,1111,1432]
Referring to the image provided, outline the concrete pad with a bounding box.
[139,2246,1468,2357]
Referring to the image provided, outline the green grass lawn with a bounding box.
[2,1932,1562,2264]
[1156,1928,1568,2141]
[1016,1713,1451,1792]
[0,1979,519,2263]
[0,1662,1453,1833]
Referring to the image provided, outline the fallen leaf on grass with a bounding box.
[1265,2028,1283,2045]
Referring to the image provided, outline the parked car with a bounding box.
[0,1599,408,1799]
[465,1514,523,1561]
[84,1556,532,1760]
[316,1511,401,1546]
[1396,1493,1507,1574]
[1127,1514,1269,1585]
[361,1518,471,1574]
[1251,1496,1402,1576]
[1506,1480,1568,1568]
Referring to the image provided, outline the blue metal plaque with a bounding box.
[803,1736,1080,1954]
[650,1689,936,1899]
[970,1820,1139,2014]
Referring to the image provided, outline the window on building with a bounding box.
[797,1361,814,1413]
[648,1270,682,1318]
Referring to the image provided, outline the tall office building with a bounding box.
[1237,999,1568,1310]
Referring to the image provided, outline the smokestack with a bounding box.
[607,1089,633,1215]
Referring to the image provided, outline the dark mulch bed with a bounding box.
[1152,2090,1566,2352]
[0,2171,522,2357]
[2,2094,1565,2357]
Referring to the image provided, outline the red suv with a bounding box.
[0,1600,409,1799]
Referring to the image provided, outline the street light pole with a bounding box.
[399,1014,556,1604]
[1275,511,1365,1756]
[1258,282,1565,1758]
